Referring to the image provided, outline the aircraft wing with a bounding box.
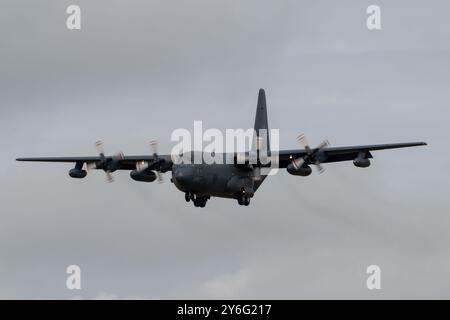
[16,142,427,170]
[277,142,427,168]
[16,155,173,171]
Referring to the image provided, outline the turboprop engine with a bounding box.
[353,157,371,168]
[286,163,312,176]
[130,170,157,182]
[353,152,371,168]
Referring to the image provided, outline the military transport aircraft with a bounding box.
[17,89,426,207]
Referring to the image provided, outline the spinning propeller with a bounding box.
[86,141,124,183]
[132,140,165,183]
[292,133,330,174]
[150,140,163,183]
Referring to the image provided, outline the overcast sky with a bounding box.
[0,0,449,299]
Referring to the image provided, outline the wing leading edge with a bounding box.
[16,142,426,169]
[16,155,173,171]
[277,141,426,168]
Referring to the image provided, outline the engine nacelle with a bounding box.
[286,163,312,176]
[130,170,157,182]
[69,169,87,179]
[353,157,370,168]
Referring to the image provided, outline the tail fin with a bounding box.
[254,88,270,155]
[252,89,270,191]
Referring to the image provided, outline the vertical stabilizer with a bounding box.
[252,89,270,191]
[254,88,270,155]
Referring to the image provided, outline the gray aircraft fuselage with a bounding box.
[172,163,254,199]
[171,151,260,202]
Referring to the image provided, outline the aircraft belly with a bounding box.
[198,165,233,196]
[172,164,239,198]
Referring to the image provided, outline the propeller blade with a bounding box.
[296,133,309,148]
[150,140,158,156]
[86,162,97,171]
[315,161,326,174]
[317,139,330,150]
[106,171,114,183]
[156,171,163,183]
[95,140,105,155]
[149,139,164,183]
[114,152,125,160]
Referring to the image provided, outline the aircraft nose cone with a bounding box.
[174,168,191,185]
